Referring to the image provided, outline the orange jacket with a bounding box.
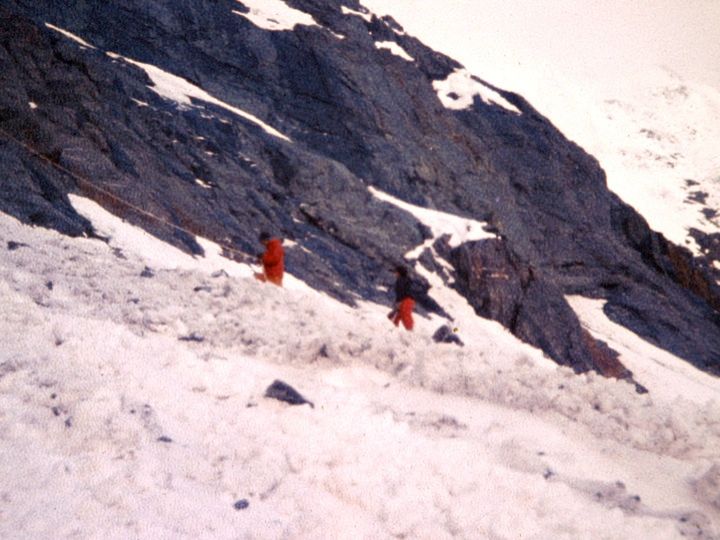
[262,238,284,282]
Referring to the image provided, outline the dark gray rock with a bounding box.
[233,499,249,511]
[7,240,28,250]
[450,239,633,379]
[178,332,204,343]
[432,325,464,347]
[265,380,314,408]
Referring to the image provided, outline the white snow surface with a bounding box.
[2,204,720,538]
[433,69,521,114]
[45,23,96,49]
[375,41,414,62]
[341,5,373,23]
[232,0,318,31]
[362,0,720,253]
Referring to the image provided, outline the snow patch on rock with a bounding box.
[375,41,414,61]
[106,52,291,142]
[368,186,492,258]
[433,69,521,114]
[233,0,318,31]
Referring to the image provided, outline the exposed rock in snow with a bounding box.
[265,380,315,408]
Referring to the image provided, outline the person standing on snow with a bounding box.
[254,231,284,286]
[388,265,416,331]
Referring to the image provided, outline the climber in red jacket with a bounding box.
[388,265,416,331]
[254,231,284,286]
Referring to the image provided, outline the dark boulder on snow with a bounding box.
[0,0,718,378]
[432,325,464,347]
[178,332,204,343]
[233,499,250,511]
[265,380,314,409]
[7,240,28,250]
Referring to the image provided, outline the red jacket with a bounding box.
[262,238,284,282]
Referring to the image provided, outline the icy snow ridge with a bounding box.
[45,23,96,49]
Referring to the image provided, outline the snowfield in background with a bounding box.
[2,204,720,538]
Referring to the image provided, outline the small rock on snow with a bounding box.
[233,499,250,510]
[264,380,314,408]
[178,332,205,343]
[432,324,464,346]
[7,240,28,251]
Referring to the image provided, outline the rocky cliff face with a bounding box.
[1,0,718,380]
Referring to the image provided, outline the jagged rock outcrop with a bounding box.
[449,238,638,383]
[1,0,718,379]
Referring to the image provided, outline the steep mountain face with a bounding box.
[1,0,718,379]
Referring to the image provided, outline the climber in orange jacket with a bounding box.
[254,231,284,286]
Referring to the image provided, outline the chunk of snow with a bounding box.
[106,52,291,142]
[28,102,38,110]
[433,69,521,114]
[375,41,414,62]
[341,6,373,23]
[45,23,97,49]
[233,0,318,31]
[130,98,149,107]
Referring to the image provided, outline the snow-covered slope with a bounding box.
[363,0,720,253]
[2,199,720,538]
